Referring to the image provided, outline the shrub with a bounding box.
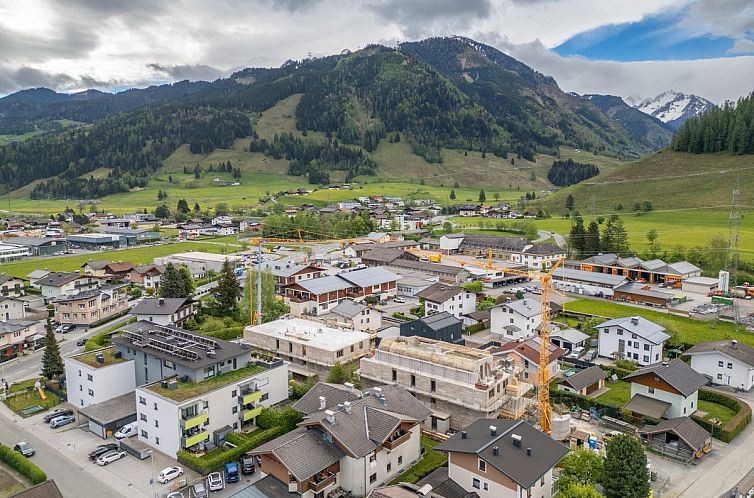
[614,359,638,371]
[255,407,302,431]
[0,443,47,484]
[177,426,286,474]
[464,323,486,334]
[692,389,751,442]
[463,281,482,293]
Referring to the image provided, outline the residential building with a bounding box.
[361,336,512,431]
[551,267,629,297]
[136,355,288,458]
[27,270,50,289]
[513,243,565,270]
[64,346,136,408]
[492,337,564,386]
[129,264,165,289]
[684,340,754,391]
[548,326,589,352]
[0,296,29,321]
[434,419,569,498]
[245,317,371,380]
[394,271,438,297]
[455,204,480,217]
[130,297,197,327]
[82,261,135,279]
[364,257,470,285]
[416,283,475,320]
[37,272,101,299]
[178,223,202,240]
[0,320,43,359]
[623,359,708,420]
[0,244,29,263]
[320,299,382,332]
[155,252,243,279]
[53,284,129,327]
[283,267,398,317]
[253,383,431,498]
[596,316,670,366]
[490,298,542,341]
[580,253,701,285]
[2,236,68,257]
[0,274,24,297]
[399,312,463,344]
[558,366,607,396]
[271,263,326,292]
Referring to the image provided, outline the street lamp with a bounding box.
[147,449,156,498]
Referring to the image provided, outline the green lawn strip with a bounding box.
[8,378,41,394]
[146,364,265,401]
[595,380,631,406]
[565,298,752,347]
[5,390,60,415]
[389,437,447,485]
[697,400,737,426]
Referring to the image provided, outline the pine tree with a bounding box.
[194,165,201,179]
[176,199,190,214]
[565,194,575,211]
[214,259,242,317]
[602,435,649,498]
[41,319,64,380]
[449,189,456,200]
[584,220,601,256]
[479,189,486,202]
[193,202,201,213]
[569,216,586,256]
[159,263,194,298]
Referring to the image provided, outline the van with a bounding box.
[114,421,138,439]
[567,346,585,359]
[225,462,239,483]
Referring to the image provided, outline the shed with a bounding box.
[681,276,720,294]
[559,366,607,396]
[639,417,711,462]
[78,391,136,438]
[614,283,674,307]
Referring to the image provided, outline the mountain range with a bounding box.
[626,91,716,130]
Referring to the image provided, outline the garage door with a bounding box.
[88,420,106,438]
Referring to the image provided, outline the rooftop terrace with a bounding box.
[72,347,129,369]
[144,363,266,402]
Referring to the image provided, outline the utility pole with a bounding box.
[725,174,741,324]
[256,240,264,325]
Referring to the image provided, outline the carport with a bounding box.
[78,391,136,439]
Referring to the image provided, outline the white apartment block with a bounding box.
[416,283,476,321]
[64,347,136,408]
[597,316,670,366]
[490,298,542,341]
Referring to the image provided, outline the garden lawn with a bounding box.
[698,400,738,426]
[389,437,447,485]
[8,378,41,394]
[595,380,632,407]
[4,389,60,415]
[565,298,754,347]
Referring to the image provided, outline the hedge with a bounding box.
[177,426,286,474]
[691,389,751,443]
[464,323,486,334]
[0,443,47,485]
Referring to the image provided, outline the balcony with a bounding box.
[240,390,263,405]
[383,430,411,450]
[308,471,336,493]
[181,411,208,430]
[182,430,209,449]
[242,406,263,423]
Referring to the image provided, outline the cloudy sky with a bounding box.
[1,0,753,103]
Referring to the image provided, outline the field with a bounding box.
[0,241,239,278]
[564,297,753,347]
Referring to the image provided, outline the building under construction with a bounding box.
[359,336,532,432]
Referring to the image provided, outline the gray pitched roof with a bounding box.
[624,393,672,418]
[131,298,190,316]
[597,316,670,344]
[523,243,563,256]
[11,481,64,498]
[420,311,461,331]
[436,419,569,489]
[28,270,51,280]
[460,234,529,252]
[83,260,111,271]
[339,266,399,288]
[562,366,607,391]
[36,271,85,287]
[552,267,629,287]
[549,327,589,345]
[614,283,675,301]
[501,298,541,318]
[252,427,345,481]
[639,417,710,451]
[330,299,368,320]
[624,358,708,396]
[360,248,406,264]
[685,340,754,367]
[293,383,360,415]
[416,283,464,303]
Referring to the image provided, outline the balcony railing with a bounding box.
[383,430,411,450]
[240,390,263,406]
[242,406,263,423]
[182,430,209,448]
[180,411,208,430]
[308,472,336,492]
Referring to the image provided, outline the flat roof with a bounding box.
[143,364,268,402]
[246,318,370,351]
[163,251,241,263]
[79,391,136,426]
[70,346,129,369]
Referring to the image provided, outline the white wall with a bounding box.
[447,454,516,498]
[597,326,663,366]
[64,355,135,408]
[425,291,475,320]
[490,305,541,341]
[630,382,698,419]
[690,352,754,391]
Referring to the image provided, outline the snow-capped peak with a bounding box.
[628,90,715,129]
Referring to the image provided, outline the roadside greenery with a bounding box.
[41,319,63,380]
[602,434,649,498]
[0,443,47,485]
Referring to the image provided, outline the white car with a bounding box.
[393,297,405,304]
[158,466,184,484]
[207,472,224,491]
[96,450,126,466]
[114,421,138,439]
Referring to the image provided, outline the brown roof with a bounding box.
[639,417,710,451]
[105,261,135,273]
[493,338,565,364]
[416,283,464,303]
[12,481,64,498]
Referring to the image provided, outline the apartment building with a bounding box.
[271,263,326,292]
[416,283,475,320]
[252,383,431,498]
[244,317,371,380]
[136,354,288,458]
[597,316,670,366]
[0,320,42,359]
[0,274,24,298]
[36,272,101,299]
[492,337,564,387]
[53,284,129,327]
[64,347,136,408]
[490,298,542,341]
[319,299,383,332]
[360,336,511,431]
[129,264,165,289]
[434,419,569,498]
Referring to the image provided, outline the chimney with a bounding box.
[158,297,164,306]
[379,394,387,406]
[325,409,336,424]
[492,446,499,456]
[344,382,355,390]
[732,339,738,349]
[511,433,522,448]
[489,425,497,437]
[373,387,382,395]
[526,448,532,457]
[461,431,467,439]
[344,401,352,414]
[319,396,327,410]
[631,317,639,325]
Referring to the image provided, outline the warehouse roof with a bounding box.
[552,267,630,287]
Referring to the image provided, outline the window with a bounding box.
[684,406,687,414]
[232,390,237,397]
[155,420,159,428]
[431,380,436,393]
[478,459,486,472]
[350,345,354,353]
[483,482,489,491]
[140,414,147,422]
[140,430,148,438]
[164,360,175,369]
[386,462,391,473]
[648,387,655,394]
[336,350,344,358]
[411,375,416,387]
[728,363,733,369]
[79,385,82,392]
[719,361,724,367]
[289,343,293,353]
[472,478,481,489]
[617,329,623,336]
[370,474,377,484]
[87,374,93,381]
[392,369,397,382]
[154,402,158,410]
[643,355,649,363]
[717,373,723,380]
[88,389,94,396]
[155,437,160,445]
[541,475,545,486]
[644,344,650,351]
[398,456,402,465]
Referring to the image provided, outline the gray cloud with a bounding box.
[368,0,492,38]
[0,66,75,95]
[147,63,228,81]
[681,0,754,38]
[0,24,99,64]
[727,38,754,54]
[255,0,323,11]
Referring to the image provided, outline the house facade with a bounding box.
[624,359,708,419]
[53,285,129,326]
[490,298,542,341]
[492,338,564,387]
[416,283,475,320]
[130,297,196,327]
[597,316,670,366]
[0,274,24,298]
[685,340,754,391]
[64,346,136,408]
[37,272,101,299]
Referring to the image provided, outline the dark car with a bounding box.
[88,443,119,462]
[77,338,87,347]
[61,324,75,334]
[43,409,73,424]
[14,442,35,457]
[240,455,255,475]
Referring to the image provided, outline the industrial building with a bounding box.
[66,233,122,250]
[580,254,701,285]
[2,236,68,257]
[551,267,629,297]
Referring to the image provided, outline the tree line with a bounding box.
[547,158,600,187]
[569,213,630,257]
[262,210,375,240]
[672,92,754,154]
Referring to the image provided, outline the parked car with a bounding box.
[14,441,35,457]
[158,466,184,484]
[61,324,75,334]
[43,409,73,424]
[96,450,126,466]
[77,338,87,347]
[225,462,239,483]
[207,472,224,491]
[114,421,138,439]
[567,346,585,359]
[167,493,184,498]
[50,415,76,428]
[393,297,405,304]
[240,455,255,475]
[191,481,208,498]
[88,443,119,462]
